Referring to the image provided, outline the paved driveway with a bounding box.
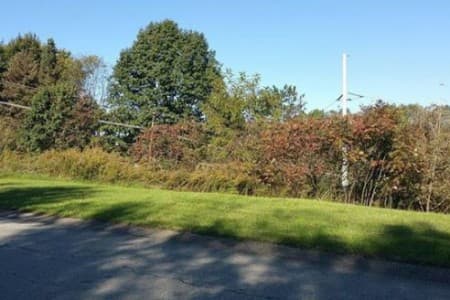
[0,211,449,299]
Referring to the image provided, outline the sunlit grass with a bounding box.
[1,175,449,266]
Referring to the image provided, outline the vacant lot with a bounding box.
[0,175,449,266]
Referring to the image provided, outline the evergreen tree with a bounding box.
[0,43,7,77]
[39,38,58,84]
[0,51,40,107]
[0,33,99,151]
[1,34,43,112]
[4,33,41,62]
[21,83,78,151]
[0,43,7,99]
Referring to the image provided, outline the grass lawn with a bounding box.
[0,174,449,267]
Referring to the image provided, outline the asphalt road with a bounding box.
[0,211,449,300]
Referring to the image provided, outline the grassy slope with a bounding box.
[0,175,449,267]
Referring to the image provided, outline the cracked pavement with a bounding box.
[0,211,449,299]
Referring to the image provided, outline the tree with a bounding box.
[347,102,404,207]
[279,85,306,120]
[0,34,42,150]
[0,42,7,99]
[0,42,7,79]
[397,104,450,212]
[0,33,102,152]
[55,50,85,88]
[0,51,40,107]
[202,72,246,134]
[203,71,305,129]
[202,70,304,162]
[39,38,58,84]
[63,95,101,149]
[0,35,83,110]
[3,33,41,62]
[107,20,220,144]
[21,82,99,151]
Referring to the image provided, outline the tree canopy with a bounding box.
[0,33,101,151]
[107,20,221,143]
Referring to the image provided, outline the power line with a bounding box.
[0,101,31,110]
[323,92,363,112]
[98,120,143,129]
[0,101,144,130]
[349,92,364,99]
[323,97,341,111]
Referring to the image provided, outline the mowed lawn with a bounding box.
[0,175,449,267]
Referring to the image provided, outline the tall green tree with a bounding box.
[108,20,221,144]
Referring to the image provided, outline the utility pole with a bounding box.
[342,53,348,118]
[341,53,350,194]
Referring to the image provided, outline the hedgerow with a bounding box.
[2,103,449,213]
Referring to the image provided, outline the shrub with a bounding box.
[1,102,449,213]
[0,147,141,184]
[0,148,262,196]
[132,121,208,169]
[255,117,339,198]
[0,116,21,151]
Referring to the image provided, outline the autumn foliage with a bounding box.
[1,32,449,213]
[125,101,450,213]
[131,121,207,168]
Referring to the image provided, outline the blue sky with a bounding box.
[2,0,450,111]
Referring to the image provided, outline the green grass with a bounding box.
[0,174,449,267]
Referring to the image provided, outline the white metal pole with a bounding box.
[341,53,349,191]
[342,53,348,117]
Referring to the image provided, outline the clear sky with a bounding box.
[2,0,450,111]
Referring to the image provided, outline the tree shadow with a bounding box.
[87,202,168,228]
[0,183,450,298]
[2,183,448,267]
[0,182,24,187]
[1,213,449,299]
[0,185,98,211]
[363,223,450,267]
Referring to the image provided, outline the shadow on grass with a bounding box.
[167,215,450,267]
[364,223,450,266]
[0,185,97,210]
[87,202,163,227]
[0,182,24,187]
[0,183,449,267]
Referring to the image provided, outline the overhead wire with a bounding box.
[0,100,143,130]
